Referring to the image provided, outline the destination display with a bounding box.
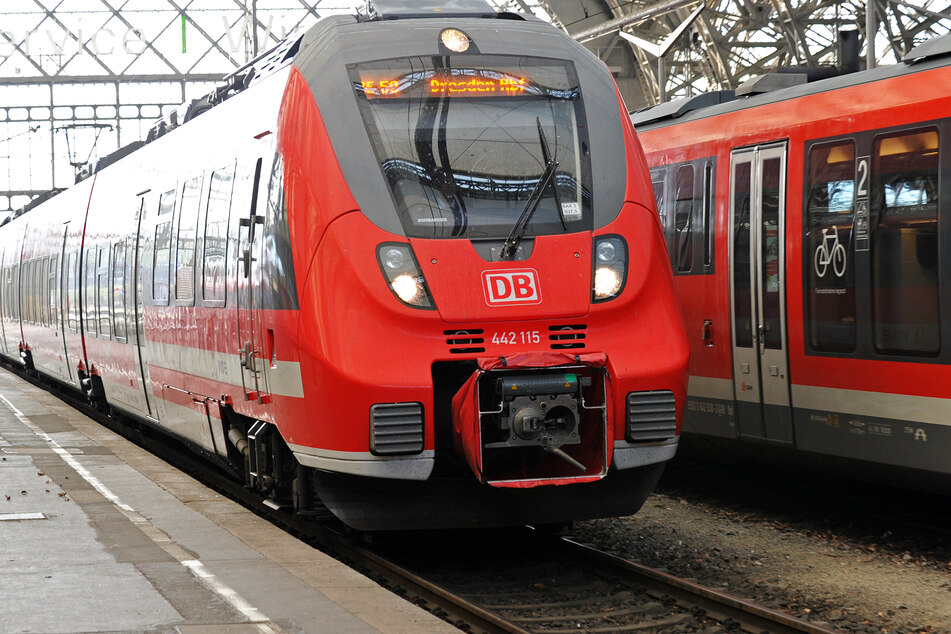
[356,69,531,99]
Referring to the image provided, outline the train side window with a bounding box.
[175,177,201,304]
[5,265,12,321]
[23,260,30,324]
[9,264,15,321]
[34,259,42,324]
[30,259,38,325]
[732,160,753,347]
[67,252,78,332]
[97,246,111,339]
[20,261,26,323]
[871,128,940,356]
[41,257,49,325]
[804,141,856,352]
[153,189,175,303]
[113,242,127,341]
[13,263,20,321]
[24,259,33,324]
[5,264,10,320]
[20,260,33,323]
[41,257,50,325]
[37,258,43,325]
[84,249,97,334]
[30,260,35,323]
[263,154,298,310]
[760,157,784,350]
[650,168,667,228]
[1,265,6,321]
[39,258,47,325]
[674,165,695,272]
[702,161,715,271]
[48,255,57,327]
[24,260,33,324]
[203,167,234,304]
[35,259,41,323]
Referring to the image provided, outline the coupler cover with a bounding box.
[451,352,610,488]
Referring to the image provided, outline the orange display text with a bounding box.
[359,72,529,99]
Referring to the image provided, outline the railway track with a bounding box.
[18,364,831,633]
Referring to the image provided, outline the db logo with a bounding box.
[482,269,542,306]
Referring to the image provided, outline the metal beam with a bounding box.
[572,0,701,42]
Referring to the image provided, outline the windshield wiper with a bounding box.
[499,119,559,260]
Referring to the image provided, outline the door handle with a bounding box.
[240,342,256,373]
[702,319,714,347]
[240,248,255,279]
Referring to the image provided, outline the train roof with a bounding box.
[631,32,951,132]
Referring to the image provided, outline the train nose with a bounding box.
[410,236,593,323]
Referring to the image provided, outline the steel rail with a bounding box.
[559,537,835,634]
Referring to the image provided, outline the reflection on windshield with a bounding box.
[350,56,591,239]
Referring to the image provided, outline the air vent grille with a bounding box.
[445,329,485,354]
[626,390,677,443]
[370,402,424,455]
[549,324,587,350]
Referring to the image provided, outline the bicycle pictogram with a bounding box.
[814,225,847,278]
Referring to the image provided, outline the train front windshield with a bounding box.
[350,55,592,239]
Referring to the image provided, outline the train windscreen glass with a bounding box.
[349,56,592,239]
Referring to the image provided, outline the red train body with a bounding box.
[632,35,951,491]
[0,2,688,530]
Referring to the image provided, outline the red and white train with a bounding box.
[0,0,689,530]
[632,33,951,491]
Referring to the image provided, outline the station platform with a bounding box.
[0,368,457,634]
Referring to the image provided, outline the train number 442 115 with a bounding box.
[492,331,540,345]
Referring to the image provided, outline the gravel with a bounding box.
[563,475,951,633]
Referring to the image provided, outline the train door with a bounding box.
[132,195,156,419]
[729,142,793,444]
[236,156,268,403]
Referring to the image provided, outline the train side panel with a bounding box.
[636,56,951,486]
[79,69,293,455]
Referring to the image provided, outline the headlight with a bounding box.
[439,28,471,53]
[592,235,627,302]
[377,243,435,310]
[391,273,424,304]
[594,267,622,297]
[381,247,407,270]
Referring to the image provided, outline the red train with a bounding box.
[0,0,688,530]
[632,34,951,491]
